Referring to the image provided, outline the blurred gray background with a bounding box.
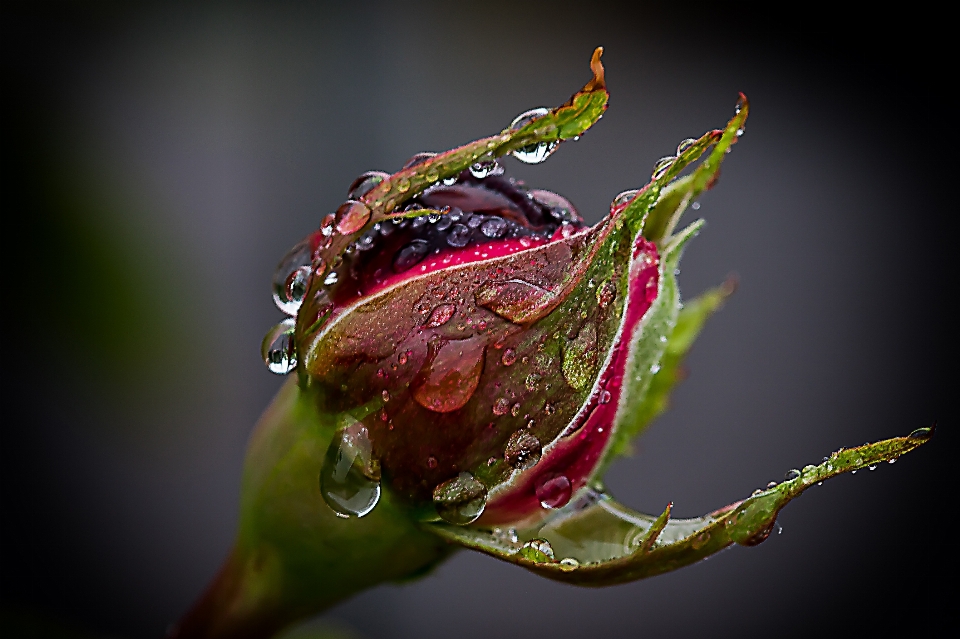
[2,2,950,637]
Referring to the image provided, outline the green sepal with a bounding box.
[426,427,933,585]
[608,275,734,459]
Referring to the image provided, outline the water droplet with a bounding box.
[908,427,930,439]
[320,418,381,518]
[427,455,438,469]
[691,201,701,210]
[596,282,616,308]
[766,481,777,489]
[272,240,314,315]
[493,527,519,545]
[320,213,335,236]
[512,140,559,164]
[510,403,521,417]
[397,177,411,193]
[261,319,297,374]
[735,95,746,114]
[510,107,549,131]
[446,223,472,248]
[518,538,554,562]
[558,557,579,571]
[441,176,457,186]
[525,373,542,391]
[735,127,744,137]
[393,240,430,272]
[784,469,801,481]
[536,473,572,509]
[598,390,612,405]
[381,389,390,402]
[493,397,510,416]
[398,352,408,365]
[412,337,486,413]
[676,138,697,155]
[433,472,487,525]
[652,156,675,180]
[504,430,542,470]
[501,348,517,366]
[403,152,436,169]
[469,156,500,179]
[691,531,710,549]
[335,200,372,235]
[425,303,457,328]
[868,464,877,471]
[323,271,339,286]
[888,457,898,464]
[480,216,507,238]
[611,189,639,212]
[347,171,388,200]
[543,403,555,416]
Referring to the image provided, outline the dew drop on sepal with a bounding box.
[320,418,382,518]
[433,472,487,525]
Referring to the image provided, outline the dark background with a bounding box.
[2,2,951,637]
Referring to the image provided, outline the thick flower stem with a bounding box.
[171,379,452,639]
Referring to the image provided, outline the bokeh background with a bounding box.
[2,2,950,637]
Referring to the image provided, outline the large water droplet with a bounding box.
[402,152,436,169]
[504,430,542,470]
[509,107,549,131]
[676,138,697,155]
[652,156,675,180]
[335,200,372,235]
[412,336,486,413]
[536,473,572,509]
[320,418,381,518]
[261,318,297,374]
[433,472,487,525]
[512,140,558,165]
[518,538,555,562]
[469,156,500,179]
[347,171,389,200]
[784,469,801,481]
[611,189,639,212]
[272,239,313,315]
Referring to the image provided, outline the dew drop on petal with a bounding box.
[504,430,542,471]
[493,397,510,416]
[320,418,381,518]
[261,318,297,375]
[425,303,457,328]
[480,216,507,238]
[433,472,487,525]
[412,337,485,413]
[536,473,572,509]
[393,240,430,272]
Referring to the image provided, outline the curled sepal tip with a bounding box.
[426,427,932,584]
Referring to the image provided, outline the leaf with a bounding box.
[426,426,934,584]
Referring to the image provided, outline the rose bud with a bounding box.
[172,49,933,639]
